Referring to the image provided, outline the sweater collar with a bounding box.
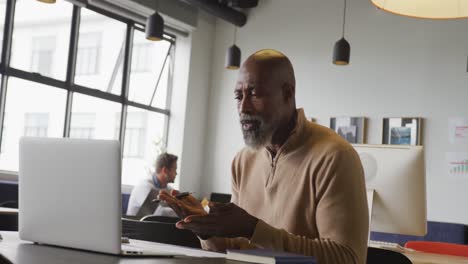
[263,108,308,158]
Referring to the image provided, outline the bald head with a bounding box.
[235,49,297,149]
[240,49,296,95]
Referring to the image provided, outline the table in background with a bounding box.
[0,207,17,215]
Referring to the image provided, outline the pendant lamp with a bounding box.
[370,0,468,19]
[146,1,164,41]
[226,26,241,70]
[333,0,350,65]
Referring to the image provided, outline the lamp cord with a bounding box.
[341,0,347,38]
[233,26,237,45]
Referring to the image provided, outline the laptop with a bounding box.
[18,137,178,256]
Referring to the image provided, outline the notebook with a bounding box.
[226,249,317,264]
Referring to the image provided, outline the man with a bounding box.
[126,153,178,217]
[160,49,369,264]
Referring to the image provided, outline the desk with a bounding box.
[2,232,468,264]
[0,232,240,264]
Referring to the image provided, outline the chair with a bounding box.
[122,217,201,249]
[0,214,17,231]
[209,192,231,203]
[405,241,468,258]
[0,253,13,264]
[0,200,18,208]
[367,247,411,264]
[0,201,18,231]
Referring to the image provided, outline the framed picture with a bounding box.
[382,117,422,145]
[330,117,366,144]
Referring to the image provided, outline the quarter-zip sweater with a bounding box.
[201,109,369,264]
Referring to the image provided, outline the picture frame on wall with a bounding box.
[382,117,422,145]
[330,117,366,144]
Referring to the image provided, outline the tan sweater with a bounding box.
[202,109,369,264]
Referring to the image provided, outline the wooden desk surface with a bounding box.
[0,207,18,215]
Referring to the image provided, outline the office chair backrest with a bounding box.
[0,200,18,209]
[210,192,231,203]
[122,218,201,249]
[0,253,13,264]
[367,247,411,264]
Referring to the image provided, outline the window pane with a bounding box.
[122,106,166,186]
[75,8,125,95]
[0,1,6,61]
[75,32,101,76]
[70,93,121,140]
[69,113,95,139]
[10,1,72,80]
[0,78,67,171]
[128,30,171,109]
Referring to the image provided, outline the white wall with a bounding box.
[201,0,468,225]
[167,11,216,196]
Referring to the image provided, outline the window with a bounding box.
[0,2,173,183]
[24,113,49,137]
[119,112,147,158]
[0,78,66,172]
[128,30,172,109]
[70,113,95,139]
[0,2,6,61]
[122,107,166,186]
[131,43,153,72]
[76,32,101,76]
[75,8,126,95]
[30,36,56,76]
[71,93,120,140]
[10,0,72,80]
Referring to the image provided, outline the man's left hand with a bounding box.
[176,202,258,239]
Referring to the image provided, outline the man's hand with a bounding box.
[176,202,259,239]
[158,190,207,219]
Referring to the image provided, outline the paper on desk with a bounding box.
[130,239,226,258]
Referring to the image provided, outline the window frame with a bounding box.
[0,0,175,175]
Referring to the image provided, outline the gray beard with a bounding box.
[240,114,278,150]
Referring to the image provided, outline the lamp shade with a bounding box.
[37,0,56,3]
[226,44,241,70]
[145,12,164,41]
[370,0,468,19]
[333,37,350,65]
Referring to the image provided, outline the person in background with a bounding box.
[160,49,369,264]
[126,153,178,218]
